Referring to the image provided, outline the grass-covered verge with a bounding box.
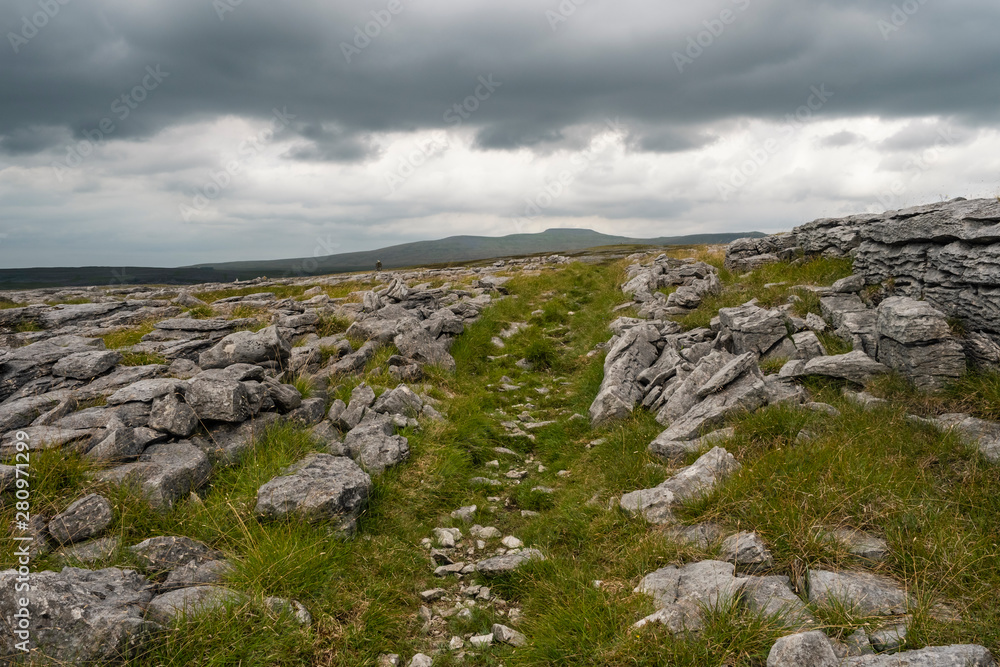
[672,251,853,330]
[684,396,1000,654]
[866,370,1000,422]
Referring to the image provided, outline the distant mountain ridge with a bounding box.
[192,228,764,274]
[0,228,764,289]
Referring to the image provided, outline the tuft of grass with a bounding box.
[0,299,27,310]
[14,320,43,332]
[817,330,853,355]
[187,304,216,319]
[316,314,353,337]
[759,357,788,375]
[291,374,315,400]
[104,321,157,349]
[120,351,167,366]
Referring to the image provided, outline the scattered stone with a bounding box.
[767,630,839,667]
[47,493,113,545]
[476,549,545,576]
[129,535,223,572]
[719,531,774,573]
[147,585,245,624]
[807,569,909,616]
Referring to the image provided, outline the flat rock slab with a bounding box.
[621,447,740,524]
[790,351,890,385]
[198,326,291,369]
[98,442,211,511]
[155,318,235,331]
[475,549,545,576]
[256,453,371,531]
[146,585,245,625]
[0,566,154,663]
[843,644,997,666]
[129,536,224,572]
[807,569,909,616]
[107,379,185,405]
[52,350,122,380]
[876,296,952,345]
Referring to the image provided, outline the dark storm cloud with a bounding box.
[2,0,1000,156]
[819,131,865,148]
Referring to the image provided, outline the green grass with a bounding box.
[674,256,853,330]
[14,320,43,332]
[817,330,853,355]
[120,351,167,366]
[103,321,157,349]
[867,370,1000,421]
[316,313,353,337]
[686,399,1000,652]
[0,298,27,309]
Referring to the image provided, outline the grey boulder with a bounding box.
[52,350,122,380]
[198,325,291,369]
[0,566,154,664]
[48,493,114,545]
[255,453,371,532]
[343,412,410,475]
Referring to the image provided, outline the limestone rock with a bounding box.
[589,324,660,427]
[476,549,545,576]
[0,566,154,663]
[147,586,245,625]
[807,569,909,616]
[255,453,371,531]
[767,631,839,667]
[198,325,291,369]
[48,493,113,545]
[52,350,122,380]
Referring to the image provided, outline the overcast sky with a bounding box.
[1,0,999,268]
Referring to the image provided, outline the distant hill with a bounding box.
[194,228,763,274]
[0,228,763,289]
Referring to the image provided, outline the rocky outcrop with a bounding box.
[725,197,1000,355]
